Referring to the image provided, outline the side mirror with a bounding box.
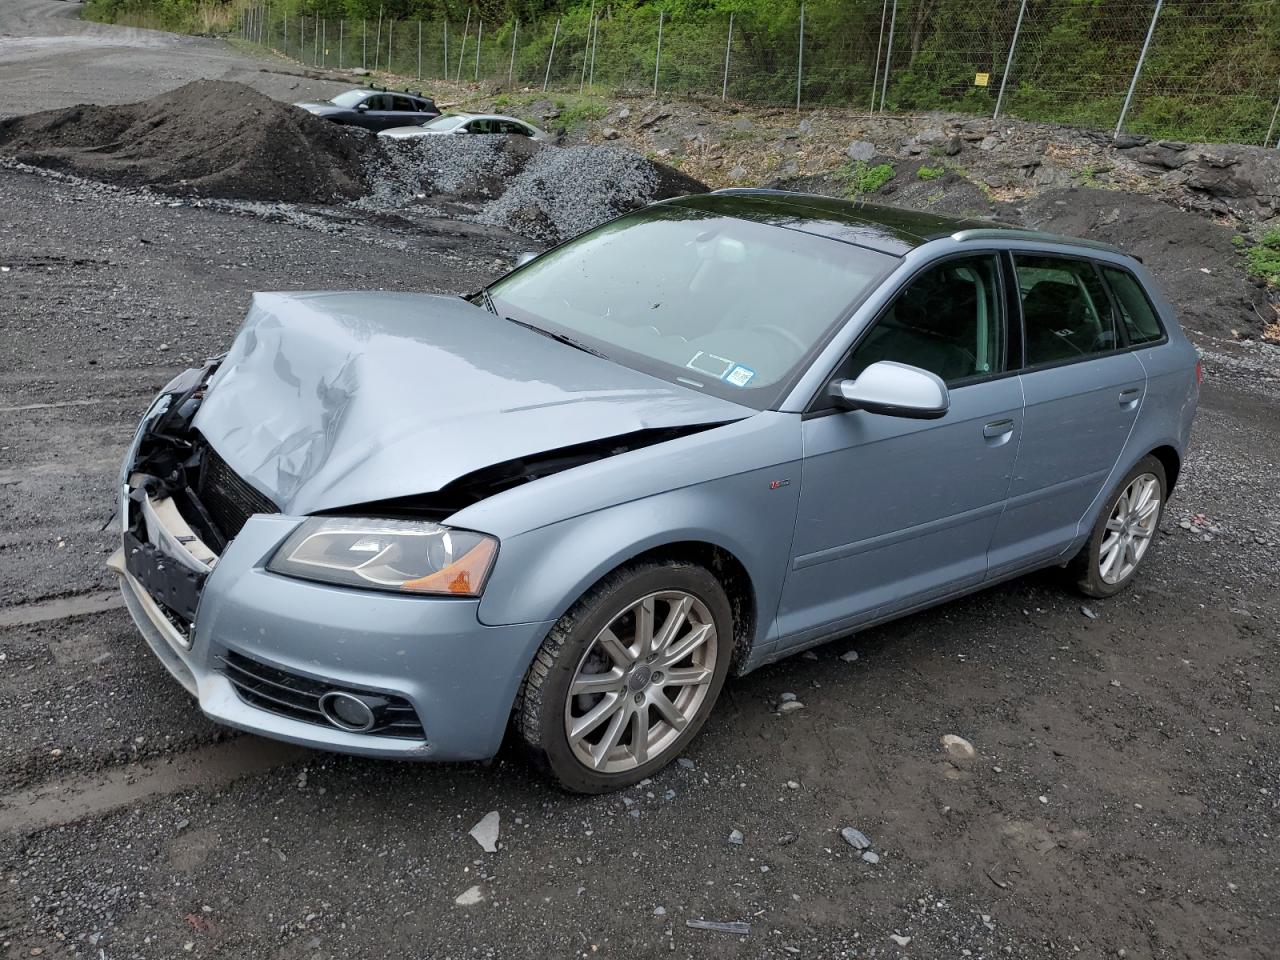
[831,360,949,420]
[515,252,538,267]
[356,102,369,111]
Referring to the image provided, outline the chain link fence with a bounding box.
[240,0,1280,146]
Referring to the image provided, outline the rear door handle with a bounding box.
[983,418,1015,440]
[1119,387,1142,407]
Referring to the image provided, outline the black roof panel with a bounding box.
[671,190,1013,256]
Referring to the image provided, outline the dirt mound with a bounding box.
[778,156,1000,220]
[0,80,368,202]
[1018,187,1267,341]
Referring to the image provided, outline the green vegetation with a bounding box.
[916,165,946,181]
[554,97,607,130]
[839,161,894,198]
[82,0,1280,144]
[1245,229,1280,285]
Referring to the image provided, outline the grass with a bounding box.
[1244,229,1280,285]
[917,165,946,181]
[554,97,608,130]
[839,161,895,198]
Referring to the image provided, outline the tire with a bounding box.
[1070,455,1167,599]
[515,560,735,794]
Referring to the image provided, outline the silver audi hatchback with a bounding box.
[111,191,1199,792]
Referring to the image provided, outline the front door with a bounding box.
[988,253,1146,575]
[776,253,1022,648]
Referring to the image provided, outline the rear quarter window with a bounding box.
[1102,267,1166,345]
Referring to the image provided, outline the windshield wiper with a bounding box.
[506,316,608,359]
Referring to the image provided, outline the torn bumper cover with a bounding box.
[108,366,552,762]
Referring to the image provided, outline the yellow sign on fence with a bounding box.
[974,72,990,87]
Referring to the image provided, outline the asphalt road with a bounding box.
[1,2,1278,958]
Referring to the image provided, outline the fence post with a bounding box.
[579,0,596,93]
[282,12,287,53]
[994,0,1027,119]
[338,20,343,69]
[796,3,805,111]
[443,21,449,78]
[416,21,421,79]
[1266,82,1280,148]
[1115,0,1164,139]
[509,20,518,85]
[589,16,599,88]
[362,19,367,70]
[476,20,483,81]
[879,0,898,114]
[457,9,470,82]
[543,17,560,92]
[653,10,663,97]
[722,12,733,102]
[870,0,888,111]
[374,8,382,71]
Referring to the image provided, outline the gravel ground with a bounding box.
[1,3,1277,959]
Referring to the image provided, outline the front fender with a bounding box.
[475,464,801,665]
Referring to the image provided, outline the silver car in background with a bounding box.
[379,112,549,141]
[110,191,1198,793]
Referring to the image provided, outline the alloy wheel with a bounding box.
[564,591,718,774]
[1099,472,1161,585]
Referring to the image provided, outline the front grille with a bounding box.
[218,650,426,740]
[198,445,278,541]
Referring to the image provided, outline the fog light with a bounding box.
[319,691,375,732]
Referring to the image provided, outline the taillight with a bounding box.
[1195,359,1203,385]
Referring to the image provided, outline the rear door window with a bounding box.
[391,96,416,111]
[1014,255,1118,366]
[1101,267,1165,345]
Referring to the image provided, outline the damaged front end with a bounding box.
[110,358,277,650]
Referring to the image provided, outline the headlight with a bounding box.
[267,517,498,597]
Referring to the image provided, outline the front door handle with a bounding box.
[1119,387,1142,408]
[983,418,1015,440]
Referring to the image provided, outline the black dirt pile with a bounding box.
[1019,187,1268,341]
[0,80,369,202]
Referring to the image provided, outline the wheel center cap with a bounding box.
[628,665,652,691]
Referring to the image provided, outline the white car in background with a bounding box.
[379,112,549,141]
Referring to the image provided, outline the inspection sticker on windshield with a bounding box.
[724,365,756,387]
[686,352,734,378]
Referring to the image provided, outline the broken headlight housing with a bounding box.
[267,517,498,597]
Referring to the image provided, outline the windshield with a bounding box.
[329,91,368,108]
[487,205,895,408]
[423,114,468,131]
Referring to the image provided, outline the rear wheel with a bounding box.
[515,561,734,793]
[1071,455,1167,598]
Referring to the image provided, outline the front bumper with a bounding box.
[112,475,552,762]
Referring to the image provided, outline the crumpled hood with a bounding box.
[193,292,750,516]
[294,102,341,115]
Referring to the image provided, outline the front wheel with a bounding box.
[1071,455,1167,598]
[515,561,734,793]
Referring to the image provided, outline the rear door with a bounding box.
[356,94,396,130]
[777,252,1023,647]
[987,252,1146,576]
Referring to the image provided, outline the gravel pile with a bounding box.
[478,144,707,243]
[0,80,370,202]
[361,134,541,209]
